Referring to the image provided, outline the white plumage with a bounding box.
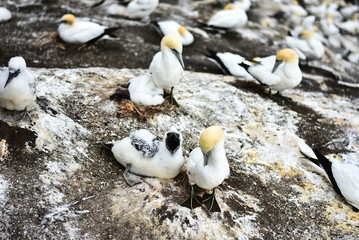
[157,21,194,46]
[128,74,164,106]
[0,7,11,22]
[112,127,184,180]
[126,0,159,19]
[0,57,36,111]
[285,30,324,60]
[208,4,248,29]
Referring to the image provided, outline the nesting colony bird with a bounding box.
[0,57,36,111]
[57,14,120,44]
[206,50,254,80]
[0,7,11,22]
[207,3,248,29]
[128,74,164,106]
[112,127,184,186]
[233,0,251,11]
[240,48,302,96]
[126,0,159,20]
[285,30,325,60]
[337,13,359,35]
[149,35,184,105]
[304,148,359,210]
[182,126,230,212]
[156,20,194,46]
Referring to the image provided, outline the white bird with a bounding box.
[0,57,36,111]
[182,126,230,212]
[285,30,325,60]
[337,14,359,35]
[156,21,194,46]
[0,7,11,22]
[241,48,302,96]
[128,74,164,106]
[57,14,119,44]
[126,0,159,19]
[207,3,248,29]
[305,148,359,210]
[206,50,254,80]
[112,127,184,186]
[233,0,251,11]
[149,35,184,105]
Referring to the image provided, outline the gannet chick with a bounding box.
[57,14,120,44]
[182,126,230,212]
[285,30,325,60]
[0,7,11,22]
[157,21,194,46]
[126,0,159,20]
[128,74,164,106]
[149,35,184,105]
[305,148,359,210]
[0,57,36,111]
[240,48,302,96]
[112,127,184,186]
[206,50,254,80]
[207,4,248,29]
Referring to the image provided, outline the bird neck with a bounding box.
[204,141,226,166]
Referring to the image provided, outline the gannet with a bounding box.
[0,57,36,111]
[305,148,359,210]
[285,30,325,60]
[233,0,251,11]
[126,0,159,19]
[337,13,359,35]
[149,35,184,105]
[206,50,254,80]
[0,7,11,22]
[156,21,194,46]
[240,48,302,96]
[57,14,120,44]
[128,74,164,106]
[112,127,184,186]
[207,3,248,29]
[182,126,230,212]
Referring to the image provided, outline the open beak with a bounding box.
[5,69,20,88]
[171,49,185,69]
[271,60,283,73]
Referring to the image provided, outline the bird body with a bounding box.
[112,128,184,179]
[149,35,184,90]
[126,0,159,19]
[208,4,248,29]
[0,57,36,111]
[157,21,194,46]
[285,30,325,60]
[128,74,164,106]
[247,49,302,92]
[0,7,11,22]
[58,14,118,44]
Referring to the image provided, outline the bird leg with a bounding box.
[123,165,142,187]
[201,188,221,212]
[164,87,179,106]
[180,185,202,209]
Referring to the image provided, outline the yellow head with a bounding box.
[161,35,182,51]
[292,0,299,5]
[224,4,235,10]
[61,14,76,25]
[299,30,314,39]
[276,48,299,63]
[199,126,224,153]
[327,13,334,19]
[178,26,188,36]
[261,19,270,27]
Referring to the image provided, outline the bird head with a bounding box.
[178,26,189,37]
[299,30,314,39]
[224,4,235,10]
[165,127,182,155]
[5,57,27,88]
[272,48,299,73]
[161,35,185,69]
[59,14,76,25]
[199,126,224,165]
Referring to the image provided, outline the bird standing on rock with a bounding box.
[0,57,36,111]
[182,126,230,212]
[57,14,120,44]
[207,3,248,29]
[149,34,185,105]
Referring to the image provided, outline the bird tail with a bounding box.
[205,49,231,75]
[104,27,121,38]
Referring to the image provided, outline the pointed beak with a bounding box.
[203,149,213,166]
[5,69,20,88]
[171,49,185,69]
[56,19,66,24]
[272,60,283,73]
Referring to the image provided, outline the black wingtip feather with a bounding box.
[205,49,232,75]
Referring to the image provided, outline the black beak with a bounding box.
[165,132,181,154]
[203,149,213,166]
[271,60,283,73]
[171,49,185,69]
[56,19,67,24]
[5,69,20,88]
